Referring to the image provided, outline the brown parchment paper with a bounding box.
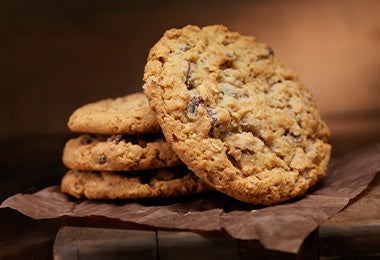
[1,143,379,253]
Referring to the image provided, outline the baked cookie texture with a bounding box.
[61,168,211,199]
[62,134,183,171]
[143,25,331,205]
[68,93,161,134]
[61,92,210,200]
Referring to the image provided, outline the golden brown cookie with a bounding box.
[143,25,331,205]
[62,134,183,171]
[61,167,211,199]
[68,92,161,134]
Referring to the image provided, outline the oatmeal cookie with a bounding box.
[68,92,161,134]
[63,133,183,171]
[61,167,211,199]
[143,25,331,205]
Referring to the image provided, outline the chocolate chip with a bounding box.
[291,133,302,143]
[80,135,92,145]
[257,47,274,61]
[220,52,234,70]
[108,134,123,144]
[188,96,204,114]
[233,92,249,99]
[227,154,241,169]
[180,44,191,52]
[220,60,233,70]
[98,154,107,164]
[184,62,194,89]
[171,133,179,142]
[116,134,163,148]
[207,108,218,127]
[267,47,274,57]
[158,56,166,63]
[285,130,302,143]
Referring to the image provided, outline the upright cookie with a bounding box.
[143,25,331,205]
[68,92,161,134]
[61,167,211,200]
[63,134,183,171]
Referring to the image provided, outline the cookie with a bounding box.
[61,167,211,199]
[68,92,161,134]
[143,25,331,205]
[62,133,183,171]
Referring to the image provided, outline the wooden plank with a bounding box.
[52,173,380,259]
[239,230,318,260]
[157,230,239,260]
[53,226,83,260]
[53,218,157,260]
[319,173,380,259]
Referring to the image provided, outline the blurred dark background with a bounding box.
[1,0,379,138]
[1,0,380,198]
[0,1,379,258]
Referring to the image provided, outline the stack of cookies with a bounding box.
[61,93,211,200]
[62,25,331,205]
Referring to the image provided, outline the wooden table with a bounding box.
[49,174,379,259]
[0,135,379,259]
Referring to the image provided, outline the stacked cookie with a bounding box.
[61,93,211,200]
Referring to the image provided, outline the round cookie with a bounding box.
[63,134,183,171]
[61,167,211,199]
[143,25,331,205]
[68,92,161,134]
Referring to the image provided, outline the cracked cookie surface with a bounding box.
[63,134,183,171]
[61,167,211,199]
[68,92,161,134]
[143,25,331,205]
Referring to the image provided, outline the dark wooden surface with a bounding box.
[1,0,379,138]
[0,134,379,259]
[52,218,320,260]
[319,174,380,259]
[49,174,379,260]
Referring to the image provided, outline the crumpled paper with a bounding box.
[1,143,379,253]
